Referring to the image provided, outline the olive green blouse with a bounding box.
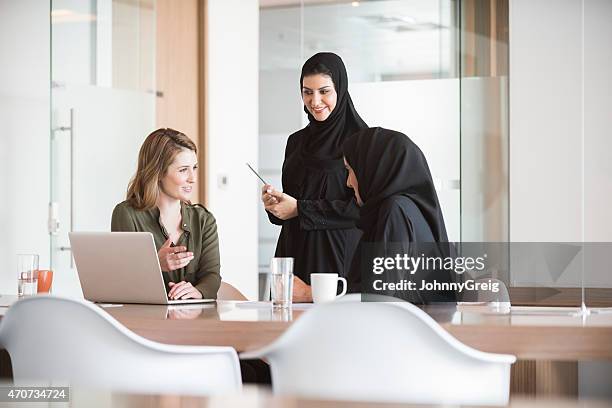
[111,201,221,299]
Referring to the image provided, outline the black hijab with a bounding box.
[342,127,449,244]
[299,52,367,162]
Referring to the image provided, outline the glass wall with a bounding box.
[584,0,612,309]
[459,0,508,243]
[259,0,466,275]
[50,0,156,296]
[259,0,612,309]
[508,0,592,309]
[0,0,51,294]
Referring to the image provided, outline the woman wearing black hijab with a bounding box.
[262,52,367,302]
[343,127,456,303]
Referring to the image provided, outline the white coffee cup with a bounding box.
[311,273,347,303]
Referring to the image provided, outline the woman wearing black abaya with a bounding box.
[343,127,456,304]
[262,52,367,302]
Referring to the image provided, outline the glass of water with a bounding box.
[17,254,39,297]
[270,257,294,308]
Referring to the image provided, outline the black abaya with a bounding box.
[267,52,367,284]
[343,127,456,303]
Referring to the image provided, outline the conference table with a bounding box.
[89,300,612,360]
[2,296,612,397]
[101,300,612,397]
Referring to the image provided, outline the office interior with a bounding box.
[0,0,611,405]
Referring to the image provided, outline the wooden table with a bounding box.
[2,296,612,396]
[2,296,610,360]
[92,301,612,361]
[99,300,612,398]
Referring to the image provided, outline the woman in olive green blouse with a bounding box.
[111,128,221,300]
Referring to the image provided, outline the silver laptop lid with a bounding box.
[70,232,169,304]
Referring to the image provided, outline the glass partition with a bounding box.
[459,0,509,244]
[259,0,461,287]
[259,0,611,309]
[457,0,511,304]
[50,0,156,296]
[583,0,612,310]
[258,4,303,287]
[503,0,586,309]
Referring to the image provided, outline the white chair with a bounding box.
[242,294,515,405]
[0,296,241,395]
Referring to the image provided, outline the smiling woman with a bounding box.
[261,53,367,303]
[111,128,221,300]
[301,74,337,121]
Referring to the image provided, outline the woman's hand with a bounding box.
[168,281,203,300]
[292,275,312,303]
[261,184,278,206]
[158,238,194,272]
[263,186,298,220]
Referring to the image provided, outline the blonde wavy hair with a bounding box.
[127,128,197,210]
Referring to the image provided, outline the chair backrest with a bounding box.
[217,281,248,301]
[241,294,515,405]
[0,296,241,395]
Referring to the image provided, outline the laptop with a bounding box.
[69,232,216,305]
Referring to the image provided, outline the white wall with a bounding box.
[584,0,612,243]
[351,79,461,242]
[509,0,583,242]
[258,69,302,275]
[206,0,259,300]
[510,0,612,396]
[0,0,50,294]
[509,0,612,244]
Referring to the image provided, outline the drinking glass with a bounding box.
[17,254,39,297]
[271,307,293,321]
[270,257,294,308]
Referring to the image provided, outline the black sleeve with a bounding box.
[297,197,360,231]
[265,132,300,226]
[266,210,284,226]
